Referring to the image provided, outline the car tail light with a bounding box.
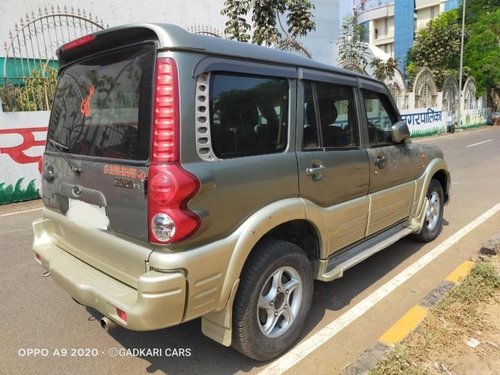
[148,58,200,244]
[58,34,95,54]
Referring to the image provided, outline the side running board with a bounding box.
[315,225,414,282]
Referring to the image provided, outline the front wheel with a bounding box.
[414,179,444,242]
[231,239,313,361]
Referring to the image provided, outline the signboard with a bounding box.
[400,107,447,137]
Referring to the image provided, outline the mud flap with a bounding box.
[201,279,240,346]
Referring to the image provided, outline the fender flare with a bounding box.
[414,158,450,216]
[202,198,315,345]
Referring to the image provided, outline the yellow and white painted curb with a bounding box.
[343,260,475,374]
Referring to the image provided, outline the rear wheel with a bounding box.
[414,179,444,242]
[231,239,313,361]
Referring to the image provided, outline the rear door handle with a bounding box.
[374,155,386,168]
[306,165,325,176]
[43,168,55,182]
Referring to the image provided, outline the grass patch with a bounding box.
[0,178,40,205]
[457,123,487,130]
[461,122,488,129]
[410,128,446,138]
[371,259,500,375]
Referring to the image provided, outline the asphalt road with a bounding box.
[1,126,499,375]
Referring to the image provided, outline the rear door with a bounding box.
[359,82,419,235]
[296,71,370,255]
[182,62,299,245]
[42,42,156,284]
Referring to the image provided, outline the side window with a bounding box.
[362,90,399,146]
[315,82,359,148]
[210,73,288,159]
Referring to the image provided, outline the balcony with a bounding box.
[357,0,393,12]
[358,2,395,24]
[415,0,440,10]
[373,34,394,45]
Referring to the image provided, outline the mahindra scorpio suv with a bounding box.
[33,23,450,361]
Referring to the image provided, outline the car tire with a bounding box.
[414,179,444,242]
[231,239,313,361]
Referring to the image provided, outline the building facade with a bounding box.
[357,0,459,71]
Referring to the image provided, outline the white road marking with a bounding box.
[260,203,500,375]
[0,207,43,218]
[466,139,492,148]
[2,229,25,234]
[413,134,455,143]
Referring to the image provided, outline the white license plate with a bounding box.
[66,198,109,230]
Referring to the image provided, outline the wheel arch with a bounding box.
[257,219,320,262]
[414,159,449,216]
[432,169,450,204]
[226,200,322,289]
[201,198,322,346]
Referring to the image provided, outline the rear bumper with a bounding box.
[33,218,186,331]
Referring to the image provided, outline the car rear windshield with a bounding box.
[47,43,155,161]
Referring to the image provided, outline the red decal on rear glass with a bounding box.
[80,85,95,118]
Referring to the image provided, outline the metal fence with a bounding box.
[1,6,106,112]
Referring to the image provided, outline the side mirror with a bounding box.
[391,120,410,143]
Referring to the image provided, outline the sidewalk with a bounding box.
[0,198,43,215]
[413,124,492,143]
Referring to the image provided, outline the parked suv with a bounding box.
[33,23,450,361]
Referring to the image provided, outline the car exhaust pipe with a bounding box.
[100,317,117,332]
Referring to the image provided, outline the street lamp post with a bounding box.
[456,0,466,129]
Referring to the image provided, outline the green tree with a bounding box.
[463,7,500,110]
[370,58,398,81]
[406,9,463,88]
[460,0,499,24]
[0,67,57,112]
[221,0,315,56]
[406,0,499,107]
[337,9,369,73]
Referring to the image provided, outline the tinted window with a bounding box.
[308,82,359,149]
[362,90,399,146]
[48,44,155,160]
[210,73,288,159]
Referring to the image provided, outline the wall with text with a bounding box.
[0,111,48,205]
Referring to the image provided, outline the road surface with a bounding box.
[1,126,499,375]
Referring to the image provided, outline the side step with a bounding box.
[316,225,413,282]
